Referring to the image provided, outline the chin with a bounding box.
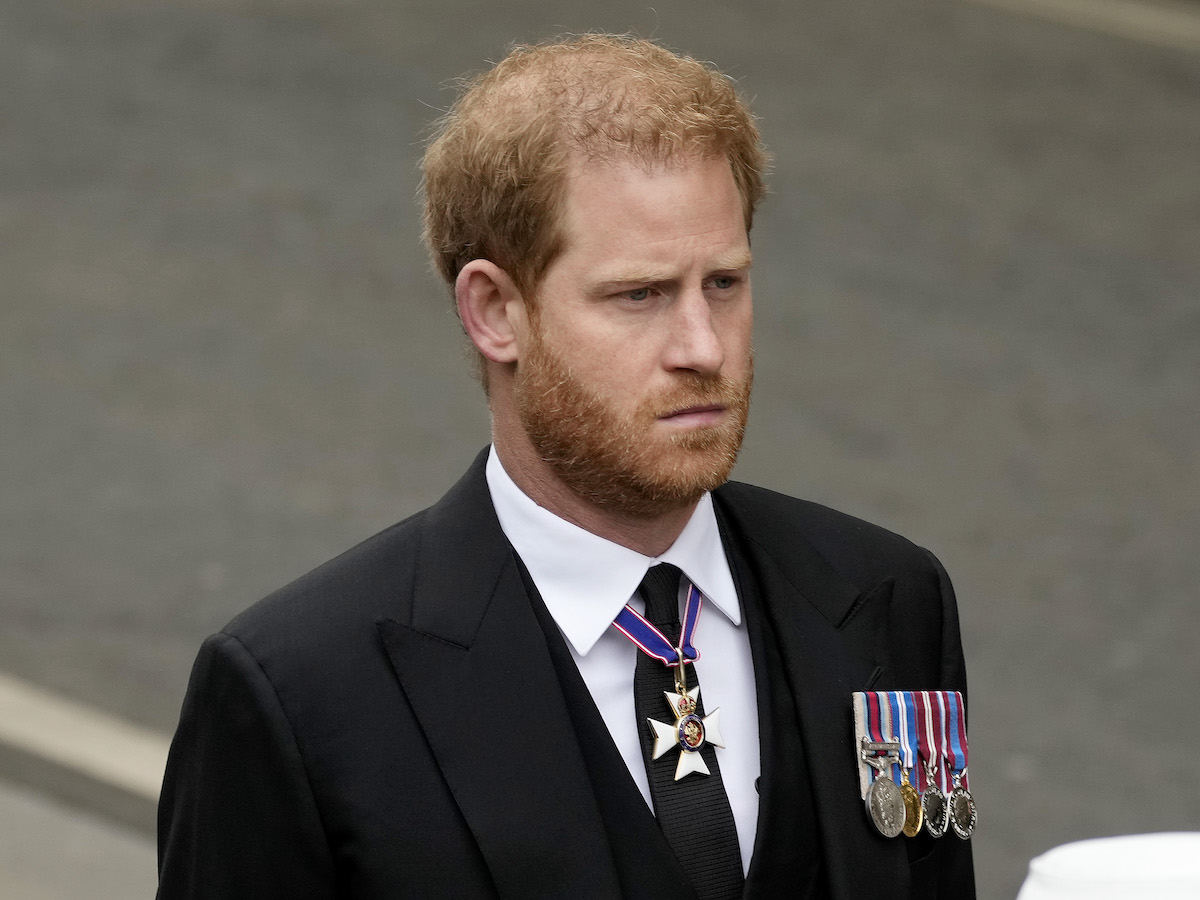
[588,433,744,519]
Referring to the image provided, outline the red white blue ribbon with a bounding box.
[863,691,902,783]
[935,690,953,793]
[853,690,971,804]
[915,690,937,792]
[890,691,921,782]
[945,690,969,789]
[612,580,702,666]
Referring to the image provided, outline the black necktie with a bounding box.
[634,563,745,900]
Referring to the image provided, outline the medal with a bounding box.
[646,663,726,780]
[945,692,976,839]
[949,771,976,839]
[918,691,949,838]
[890,691,924,837]
[860,692,905,838]
[615,581,726,780]
[922,778,950,838]
[861,739,905,838]
[899,770,922,837]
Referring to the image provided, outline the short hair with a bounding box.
[421,34,769,301]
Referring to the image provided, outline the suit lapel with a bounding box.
[377,454,621,898]
[714,489,910,900]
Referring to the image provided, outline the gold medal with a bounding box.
[900,768,924,837]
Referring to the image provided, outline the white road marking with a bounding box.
[964,0,1200,52]
[0,671,169,802]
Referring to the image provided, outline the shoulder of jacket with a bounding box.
[221,506,430,650]
[714,480,934,577]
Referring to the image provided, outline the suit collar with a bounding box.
[401,448,510,646]
[712,482,864,629]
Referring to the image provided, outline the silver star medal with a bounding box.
[647,680,726,781]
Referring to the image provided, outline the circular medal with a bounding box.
[949,784,977,839]
[922,782,949,838]
[865,775,905,838]
[900,779,924,838]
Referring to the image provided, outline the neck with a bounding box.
[491,416,698,559]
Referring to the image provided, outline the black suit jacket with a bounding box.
[158,450,974,898]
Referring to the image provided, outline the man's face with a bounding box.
[512,154,754,518]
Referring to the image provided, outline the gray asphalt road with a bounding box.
[0,780,156,900]
[3,0,1198,897]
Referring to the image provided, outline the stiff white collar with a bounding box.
[485,446,741,657]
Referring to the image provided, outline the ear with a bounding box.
[455,260,527,364]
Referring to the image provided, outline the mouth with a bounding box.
[658,403,728,427]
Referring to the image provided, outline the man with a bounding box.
[158,35,974,899]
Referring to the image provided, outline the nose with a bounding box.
[663,289,724,376]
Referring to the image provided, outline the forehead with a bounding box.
[554,154,750,276]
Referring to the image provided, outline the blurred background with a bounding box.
[2,0,1197,897]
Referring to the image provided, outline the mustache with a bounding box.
[645,372,752,419]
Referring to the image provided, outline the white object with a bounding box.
[1017,833,1200,900]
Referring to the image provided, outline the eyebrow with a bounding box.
[593,250,754,290]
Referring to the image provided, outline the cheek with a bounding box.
[582,359,641,402]
[720,306,754,359]
[580,352,659,415]
[529,305,600,362]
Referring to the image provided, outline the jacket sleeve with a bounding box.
[157,632,336,899]
[909,548,976,900]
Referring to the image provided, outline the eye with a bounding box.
[626,287,652,302]
[709,275,737,290]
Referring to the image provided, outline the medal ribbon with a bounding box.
[936,690,952,794]
[861,692,879,771]
[892,691,922,789]
[863,691,900,783]
[613,580,703,666]
[915,691,937,793]
[887,692,910,772]
[877,691,901,784]
[856,691,968,801]
[947,691,969,789]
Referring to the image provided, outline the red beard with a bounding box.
[514,328,753,519]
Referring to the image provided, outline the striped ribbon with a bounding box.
[863,691,902,783]
[852,690,971,799]
[891,691,922,788]
[612,581,702,666]
[935,691,952,794]
[946,691,969,789]
[916,690,937,792]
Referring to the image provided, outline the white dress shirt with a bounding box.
[485,447,760,874]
